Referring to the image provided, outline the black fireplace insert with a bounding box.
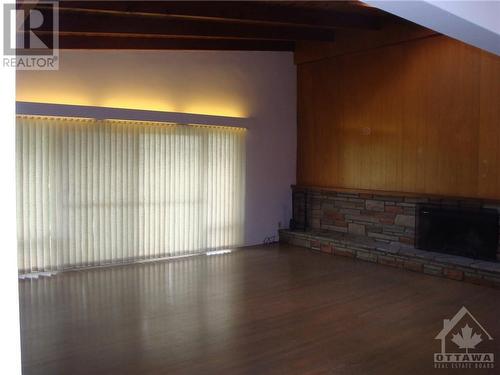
[416,204,499,261]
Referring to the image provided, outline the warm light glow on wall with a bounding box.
[16,50,252,118]
[16,73,248,118]
[14,94,247,118]
[98,96,177,114]
[181,102,246,118]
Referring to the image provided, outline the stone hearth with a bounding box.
[280,186,500,288]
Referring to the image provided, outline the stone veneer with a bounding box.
[291,186,500,259]
[281,186,500,288]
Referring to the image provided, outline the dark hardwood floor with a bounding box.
[19,244,500,374]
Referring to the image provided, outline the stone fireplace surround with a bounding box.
[279,186,500,288]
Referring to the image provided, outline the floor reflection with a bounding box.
[20,252,241,375]
[19,244,500,375]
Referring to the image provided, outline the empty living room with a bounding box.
[0,1,499,374]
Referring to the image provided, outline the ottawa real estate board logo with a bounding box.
[2,1,59,70]
[434,306,494,369]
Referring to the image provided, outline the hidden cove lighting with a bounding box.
[16,89,247,118]
[16,102,250,129]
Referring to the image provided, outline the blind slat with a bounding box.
[16,116,246,273]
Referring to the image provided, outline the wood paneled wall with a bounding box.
[297,35,500,199]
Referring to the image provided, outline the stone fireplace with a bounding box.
[280,186,500,288]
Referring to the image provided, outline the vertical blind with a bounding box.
[16,116,246,274]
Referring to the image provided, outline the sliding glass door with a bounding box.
[16,116,246,273]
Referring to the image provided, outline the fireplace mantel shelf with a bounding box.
[292,185,500,205]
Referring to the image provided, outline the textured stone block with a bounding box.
[385,205,404,214]
[404,228,416,235]
[312,207,322,215]
[382,224,405,234]
[423,264,443,276]
[334,247,355,258]
[378,255,399,267]
[376,243,400,254]
[310,240,321,250]
[321,218,335,226]
[469,261,500,273]
[398,247,437,260]
[404,197,428,203]
[324,211,344,221]
[347,197,365,203]
[335,200,361,209]
[444,268,464,281]
[366,200,385,212]
[367,232,399,242]
[321,224,348,233]
[379,218,395,225]
[334,220,349,228]
[320,243,333,254]
[356,251,377,263]
[321,191,337,198]
[310,219,321,228]
[403,260,423,272]
[436,255,475,268]
[359,193,373,199]
[374,195,403,202]
[321,202,335,212]
[279,235,290,244]
[395,214,416,228]
[373,211,396,219]
[399,236,415,246]
[403,207,416,216]
[337,192,360,199]
[348,222,366,236]
[290,237,309,248]
[345,214,379,224]
[339,208,361,215]
[311,199,321,210]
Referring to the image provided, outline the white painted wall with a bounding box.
[16,50,297,246]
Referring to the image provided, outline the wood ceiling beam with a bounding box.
[56,1,381,30]
[36,7,336,42]
[34,32,295,51]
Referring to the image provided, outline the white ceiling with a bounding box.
[364,0,500,56]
